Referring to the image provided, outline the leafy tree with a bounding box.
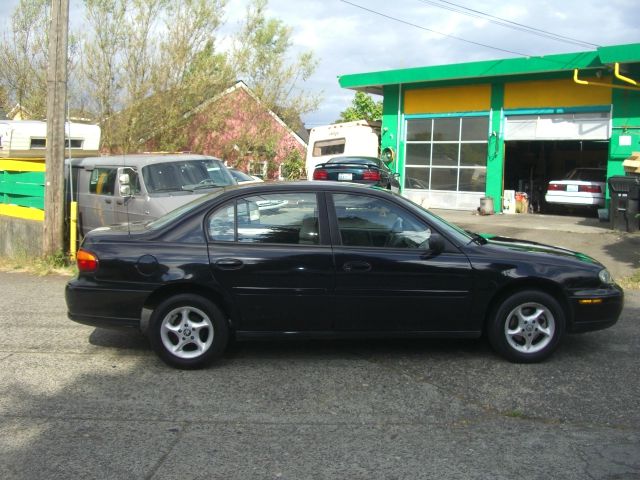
[337,91,383,123]
[0,0,50,117]
[232,0,320,131]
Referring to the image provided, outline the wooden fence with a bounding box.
[0,158,46,222]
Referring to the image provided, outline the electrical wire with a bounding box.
[340,0,531,57]
[417,0,600,49]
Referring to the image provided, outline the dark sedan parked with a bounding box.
[66,182,623,369]
[312,156,401,192]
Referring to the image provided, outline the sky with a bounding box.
[2,0,639,128]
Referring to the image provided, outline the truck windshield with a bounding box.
[142,158,235,193]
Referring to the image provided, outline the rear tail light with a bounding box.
[77,248,99,272]
[579,185,602,193]
[313,169,328,180]
[362,170,381,181]
[547,183,565,191]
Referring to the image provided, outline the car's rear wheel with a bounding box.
[148,294,228,369]
[488,290,565,363]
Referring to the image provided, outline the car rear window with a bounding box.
[565,169,606,182]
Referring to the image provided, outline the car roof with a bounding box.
[214,181,381,196]
[69,154,224,169]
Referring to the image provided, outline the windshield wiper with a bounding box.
[192,183,222,190]
[465,230,488,245]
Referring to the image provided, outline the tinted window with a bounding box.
[207,193,320,245]
[332,193,431,249]
[89,168,117,195]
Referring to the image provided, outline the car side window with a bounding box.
[332,193,431,248]
[89,168,117,195]
[207,193,320,245]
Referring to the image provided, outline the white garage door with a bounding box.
[504,112,611,141]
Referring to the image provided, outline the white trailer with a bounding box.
[0,120,101,158]
[305,120,380,180]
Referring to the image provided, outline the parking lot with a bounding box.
[0,270,638,479]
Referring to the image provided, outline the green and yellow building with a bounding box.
[339,43,640,211]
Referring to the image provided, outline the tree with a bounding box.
[337,91,383,123]
[0,0,50,117]
[232,0,320,131]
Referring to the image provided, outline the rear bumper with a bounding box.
[65,279,150,330]
[545,193,605,207]
[567,285,624,333]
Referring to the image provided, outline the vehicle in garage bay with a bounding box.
[66,182,623,369]
[545,167,607,209]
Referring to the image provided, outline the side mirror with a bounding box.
[119,173,130,185]
[427,233,445,253]
[119,185,131,197]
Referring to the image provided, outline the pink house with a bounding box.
[155,81,308,180]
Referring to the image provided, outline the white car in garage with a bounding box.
[545,168,607,208]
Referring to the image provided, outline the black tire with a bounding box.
[148,294,228,369]
[487,289,565,363]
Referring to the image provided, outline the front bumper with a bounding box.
[567,285,624,333]
[65,279,151,330]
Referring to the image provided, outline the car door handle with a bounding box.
[104,198,112,204]
[342,261,372,272]
[215,258,244,270]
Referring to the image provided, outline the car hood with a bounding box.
[480,234,602,266]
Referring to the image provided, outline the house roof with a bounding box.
[187,80,307,148]
[338,43,640,95]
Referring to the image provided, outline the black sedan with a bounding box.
[312,156,401,192]
[66,182,623,369]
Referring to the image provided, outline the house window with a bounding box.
[404,116,489,193]
[248,160,267,179]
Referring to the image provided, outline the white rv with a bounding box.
[305,120,380,180]
[0,120,101,158]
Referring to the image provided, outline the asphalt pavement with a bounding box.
[0,271,638,479]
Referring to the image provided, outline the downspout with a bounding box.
[614,63,638,87]
[573,69,640,91]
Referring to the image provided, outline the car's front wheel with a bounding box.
[488,290,565,363]
[148,294,228,369]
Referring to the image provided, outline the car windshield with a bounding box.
[142,158,235,193]
[394,194,475,244]
[564,168,606,182]
[230,169,255,182]
[145,189,228,231]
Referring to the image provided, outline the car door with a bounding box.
[78,166,118,233]
[207,190,335,332]
[328,192,474,333]
[114,167,151,225]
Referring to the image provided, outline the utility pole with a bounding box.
[43,0,69,256]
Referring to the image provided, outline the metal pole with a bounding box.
[43,0,69,256]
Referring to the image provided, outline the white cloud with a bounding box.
[2,0,638,128]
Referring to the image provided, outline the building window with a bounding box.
[404,116,489,193]
[312,138,345,157]
[29,137,84,149]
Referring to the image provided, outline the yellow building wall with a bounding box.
[504,77,612,109]
[404,84,491,114]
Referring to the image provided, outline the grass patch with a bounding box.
[0,251,76,277]
[618,270,640,291]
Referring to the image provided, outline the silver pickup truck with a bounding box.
[68,154,236,235]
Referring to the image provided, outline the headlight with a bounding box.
[598,269,614,284]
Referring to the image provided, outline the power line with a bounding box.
[340,0,531,57]
[418,0,600,49]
